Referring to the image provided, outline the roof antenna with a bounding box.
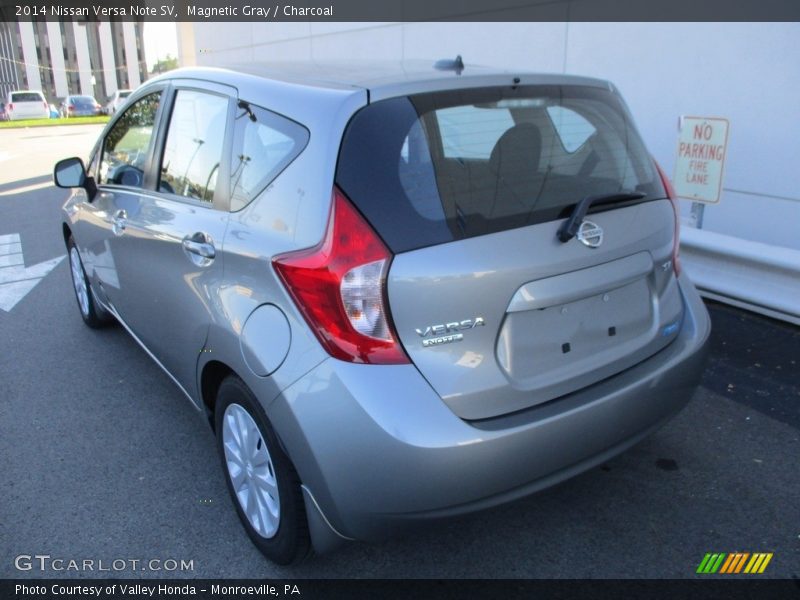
[434,55,464,75]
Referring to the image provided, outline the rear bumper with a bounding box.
[270,272,711,544]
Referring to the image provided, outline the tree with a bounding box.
[150,54,179,75]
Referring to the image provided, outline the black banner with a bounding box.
[3,579,800,600]
[1,0,800,22]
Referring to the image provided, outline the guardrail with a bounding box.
[679,226,800,326]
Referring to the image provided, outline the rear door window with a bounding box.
[337,85,665,253]
[159,89,229,203]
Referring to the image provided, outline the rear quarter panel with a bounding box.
[199,81,369,426]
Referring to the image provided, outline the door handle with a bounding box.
[112,209,127,235]
[182,233,216,260]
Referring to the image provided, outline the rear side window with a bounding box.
[11,92,43,102]
[229,100,309,212]
[159,90,228,203]
[337,85,665,253]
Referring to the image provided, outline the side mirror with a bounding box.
[54,157,86,188]
[54,157,97,199]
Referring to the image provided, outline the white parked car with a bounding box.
[105,89,133,115]
[6,90,49,120]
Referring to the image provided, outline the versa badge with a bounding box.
[416,317,486,347]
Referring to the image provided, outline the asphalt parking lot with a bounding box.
[1,125,798,580]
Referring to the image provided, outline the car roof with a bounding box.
[150,61,613,102]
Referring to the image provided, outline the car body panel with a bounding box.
[65,68,367,413]
[103,190,231,402]
[388,200,683,420]
[59,63,711,554]
[271,272,709,541]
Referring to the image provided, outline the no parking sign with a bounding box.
[673,116,730,204]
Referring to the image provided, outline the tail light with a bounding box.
[273,187,409,365]
[654,160,682,277]
[43,101,48,110]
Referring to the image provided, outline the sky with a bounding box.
[143,22,180,70]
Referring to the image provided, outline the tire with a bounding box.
[67,236,113,328]
[215,375,310,565]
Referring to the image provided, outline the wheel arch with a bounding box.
[199,359,235,430]
[62,222,72,247]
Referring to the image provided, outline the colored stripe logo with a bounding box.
[697,552,773,574]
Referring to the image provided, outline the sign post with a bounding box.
[673,116,730,228]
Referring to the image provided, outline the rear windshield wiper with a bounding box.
[557,191,646,243]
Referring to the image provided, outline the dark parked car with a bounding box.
[60,95,102,118]
[54,61,711,565]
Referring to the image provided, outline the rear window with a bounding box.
[11,92,43,102]
[337,85,665,253]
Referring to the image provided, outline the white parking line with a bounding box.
[0,257,65,284]
[0,253,24,267]
[0,242,22,255]
[0,233,65,311]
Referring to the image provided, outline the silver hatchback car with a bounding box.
[54,61,710,565]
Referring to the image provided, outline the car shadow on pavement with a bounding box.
[0,174,52,194]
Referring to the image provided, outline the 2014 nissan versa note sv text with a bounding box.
[54,61,711,565]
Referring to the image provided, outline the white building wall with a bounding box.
[179,21,800,252]
[72,23,93,96]
[98,22,118,97]
[179,21,800,321]
[122,22,141,89]
[17,20,41,91]
[45,22,69,98]
[564,22,800,252]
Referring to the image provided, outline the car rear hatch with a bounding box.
[72,96,96,114]
[336,81,683,420]
[11,92,45,118]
